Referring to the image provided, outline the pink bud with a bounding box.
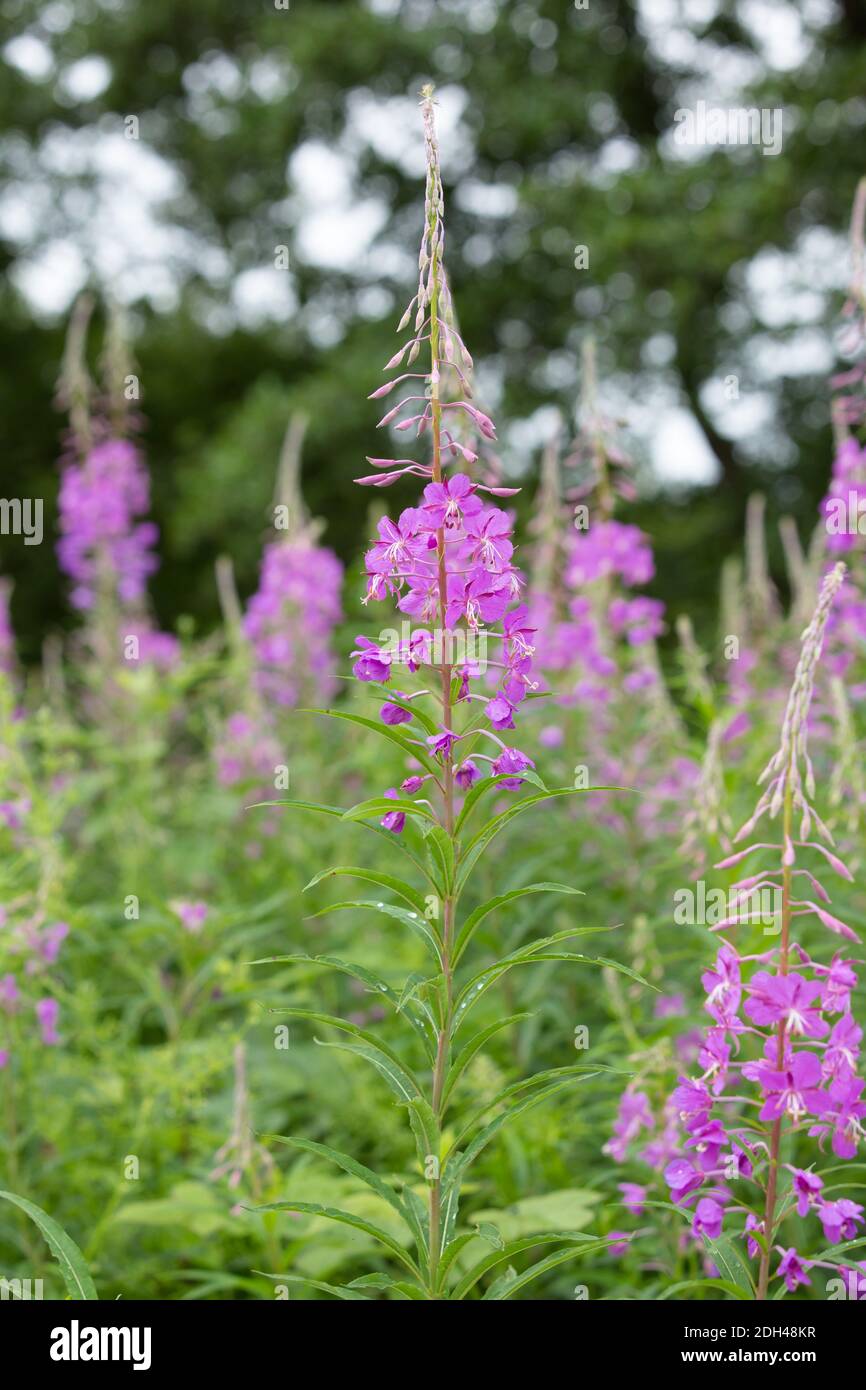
[798,842,854,881]
[714,844,779,870]
[809,903,861,942]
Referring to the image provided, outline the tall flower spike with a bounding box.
[355,85,534,782]
[739,562,846,844]
[605,558,864,1301]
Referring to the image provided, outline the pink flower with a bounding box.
[787,1166,823,1217]
[380,789,405,835]
[692,1196,724,1240]
[745,971,829,1039]
[756,1051,825,1122]
[36,997,60,1045]
[421,473,482,529]
[491,746,535,789]
[619,1182,647,1216]
[776,1247,811,1292]
[172,900,209,933]
[817,1198,864,1244]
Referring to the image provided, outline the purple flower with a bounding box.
[824,1014,862,1083]
[745,971,829,1039]
[36,997,60,1045]
[757,1051,825,1122]
[491,746,535,789]
[427,729,461,761]
[672,1076,712,1126]
[744,1214,764,1259]
[603,1088,653,1162]
[817,1198,864,1244]
[380,695,413,725]
[40,921,69,965]
[619,1182,647,1216]
[776,1247,811,1292]
[352,636,392,683]
[692,1196,724,1240]
[664,1158,703,1205]
[809,1075,866,1158]
[380,788,405,835]
[244,541,343,706]
[0,973,19,1010]
[787,1166,823,1217]
[421,473,482,529]
[485,694,515,731]
[57,438,160,611]
[455,760,480,789]
[172,900,209,933]
[701,944,741,1025]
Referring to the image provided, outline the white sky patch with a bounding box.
[651,407,721,485]
[454,179,518,217]
[2,128,221,312]
[58,55,111,102]
[289,140,388,270]
[232,265,297,327]
[3,33,55,79]
[739,0,812,70]
[744,232,847,329]
[701,381,775,439]
[13,237,88,316]
[344,84,471,179]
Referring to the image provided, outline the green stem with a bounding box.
[756,787,793,1300]
[426,212,456,1299]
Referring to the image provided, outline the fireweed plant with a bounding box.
[607,562,866,1299]
[213,418,343,854]
[55,295,180,676]
[252,88,645,1301]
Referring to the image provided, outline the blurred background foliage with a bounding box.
[2,0,866,661]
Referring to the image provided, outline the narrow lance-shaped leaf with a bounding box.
[452,882,585,964]
[0,1190,98,1300]
[249,1201,422,1279]
[264,1135,427,1259]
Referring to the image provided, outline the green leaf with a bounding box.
[251,798,436,884]
[357,684,439,736]
[345,1273,427,1299]
[660,1278,751,1301]
[250,1201,422,1279]
[475,1222,504,1250]
[422,821,455,894]
[265,1008,422,1101]
[342,796,436,826]
[703,1234,755,1295]
[0,1190,97,1300]
[447,1231,598,1298]
[453,773,526,834]
[451,1066,619,1152]
[403,1096,439,1182]
[480,1237,615,1300]
[304,899,443,959]
[265,1135,426,1257]
[811,1234,866,1264]
[298,707,440,776]
[303,866,428,916]
[450,766,549,837]
[453,934,647,1027]
[456,786,630,890]
[442,1012,532,1108]
[452,883,585,964]
[250,953,434,1056]
[439,1076,601,1250]
[253,1271,369,1300]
